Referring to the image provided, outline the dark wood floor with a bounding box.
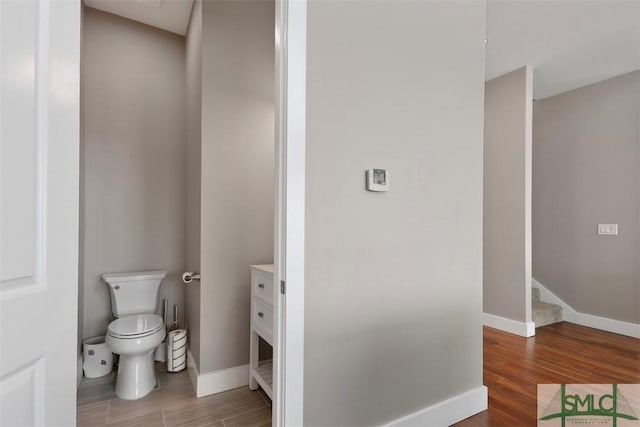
[78,323,638,426]
[454,322,640,426]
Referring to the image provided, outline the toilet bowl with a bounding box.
[106,314,166,400]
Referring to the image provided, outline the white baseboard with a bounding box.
[483,313,535,337]
[533,278,640,338]
[77,355,83,388]
[186,347,249,397]
[383,385,488,427]
[196,364,249,397]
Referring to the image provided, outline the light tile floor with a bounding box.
[77,363,271,427]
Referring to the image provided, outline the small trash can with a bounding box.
[83,336,113,378]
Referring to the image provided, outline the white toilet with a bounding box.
[102,270,167,400]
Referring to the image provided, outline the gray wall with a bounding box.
[533,71,640,324]
[184,0,202,368]
[304,1,486,425]
[199,0,274,374]
[483,67,533,324]
[81,7,186,339]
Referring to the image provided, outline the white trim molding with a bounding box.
[274,0,307,425]
[186,348,249,397]
[384,386,488,427]
[533,279,640,339]
[483,313,536,337]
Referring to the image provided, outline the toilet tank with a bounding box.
[102,270,166,317]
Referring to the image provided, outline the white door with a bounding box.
[0,0,80,425]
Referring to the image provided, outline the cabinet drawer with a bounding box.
[253,299,273,339]
[253,273,273,306]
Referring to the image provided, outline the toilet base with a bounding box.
[115,350,157,400]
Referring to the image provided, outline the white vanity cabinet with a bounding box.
[249,264,274,398]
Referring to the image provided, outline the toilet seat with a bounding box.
[108,314,164,339]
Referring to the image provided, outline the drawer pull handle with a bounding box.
[258,283,265,289]
[258,312,264,318]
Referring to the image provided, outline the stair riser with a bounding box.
[531,287,563,328]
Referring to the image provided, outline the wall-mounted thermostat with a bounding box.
[366,169,389,192]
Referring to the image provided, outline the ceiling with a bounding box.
[486,0,640,99]
[84,0,194,36]
[83,0,638,99]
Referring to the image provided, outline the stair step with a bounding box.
[532,287,540,303]
[533,302,562,328]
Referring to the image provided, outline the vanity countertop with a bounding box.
[250,264,274,274]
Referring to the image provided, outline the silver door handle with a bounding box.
[182,272,200,284]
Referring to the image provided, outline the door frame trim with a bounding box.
[274,0,307,425]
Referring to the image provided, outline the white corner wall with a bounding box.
[483,66,534,336]
[198,0,275,375]
[184,0,202,369]
[304,1,487,425]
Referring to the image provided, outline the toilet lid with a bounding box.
[108,314,164,338]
